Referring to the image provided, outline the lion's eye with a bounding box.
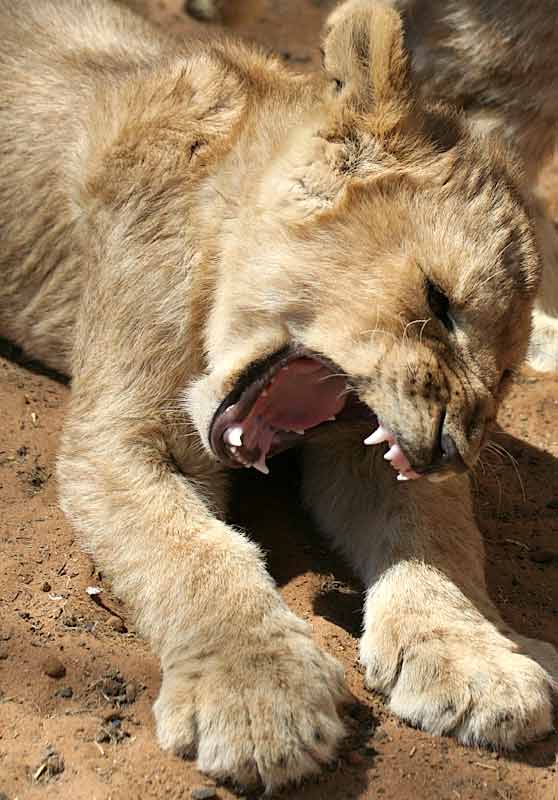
[427,280,454,332]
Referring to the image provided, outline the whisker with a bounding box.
[487,440,526,502]
[402,318,431,342]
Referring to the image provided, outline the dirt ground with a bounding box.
[1,1,558,799]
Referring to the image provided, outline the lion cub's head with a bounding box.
[187,0,540,483]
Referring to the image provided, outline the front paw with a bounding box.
[154,612,348,791]
[360,624,557,749]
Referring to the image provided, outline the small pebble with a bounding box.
[125,682,137,704]
[55,686,73,699]
[110,617,127,633]
[43,656,66,679]
[41,581,52,592]
[191,788,218,800]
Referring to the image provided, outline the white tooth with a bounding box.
[364,425,391,446]
[397,473,410,481]
[225,426,243,447]
[327,417,336,422]
[384,444,400,462]
[252,458,270,476]
[293,429,305,435]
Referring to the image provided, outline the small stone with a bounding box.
[529,549,557,564]
[125,682,137,704]
[191,788,218,800]
[41,581,52,592]
[110,617,127,633]
[43,656,66,679]
[55,686,73,699]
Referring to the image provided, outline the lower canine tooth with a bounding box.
[252,457,270,476]
[225,426,243,448]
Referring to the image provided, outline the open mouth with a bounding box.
[209,346,422,481]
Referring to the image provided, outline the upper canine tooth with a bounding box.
[225,426,243,448]
[364,425,391,446]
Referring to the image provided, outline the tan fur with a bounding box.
[0,0,556,791]
[386,0,558,371]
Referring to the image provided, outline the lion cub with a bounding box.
[0,0,556,791]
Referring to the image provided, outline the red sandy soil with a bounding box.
[1,2,557,799]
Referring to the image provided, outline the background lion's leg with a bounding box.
[302,433,558,749]
[529,204,558,372]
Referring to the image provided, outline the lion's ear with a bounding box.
[322,0,409,112]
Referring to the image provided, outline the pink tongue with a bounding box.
[246,358,346,432]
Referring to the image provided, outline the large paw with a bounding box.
[360,625,557,749]
[528,309,558,371]
[154,613,348,792]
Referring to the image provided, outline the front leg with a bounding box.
[302,432,557,748]
[58,386,347,790]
